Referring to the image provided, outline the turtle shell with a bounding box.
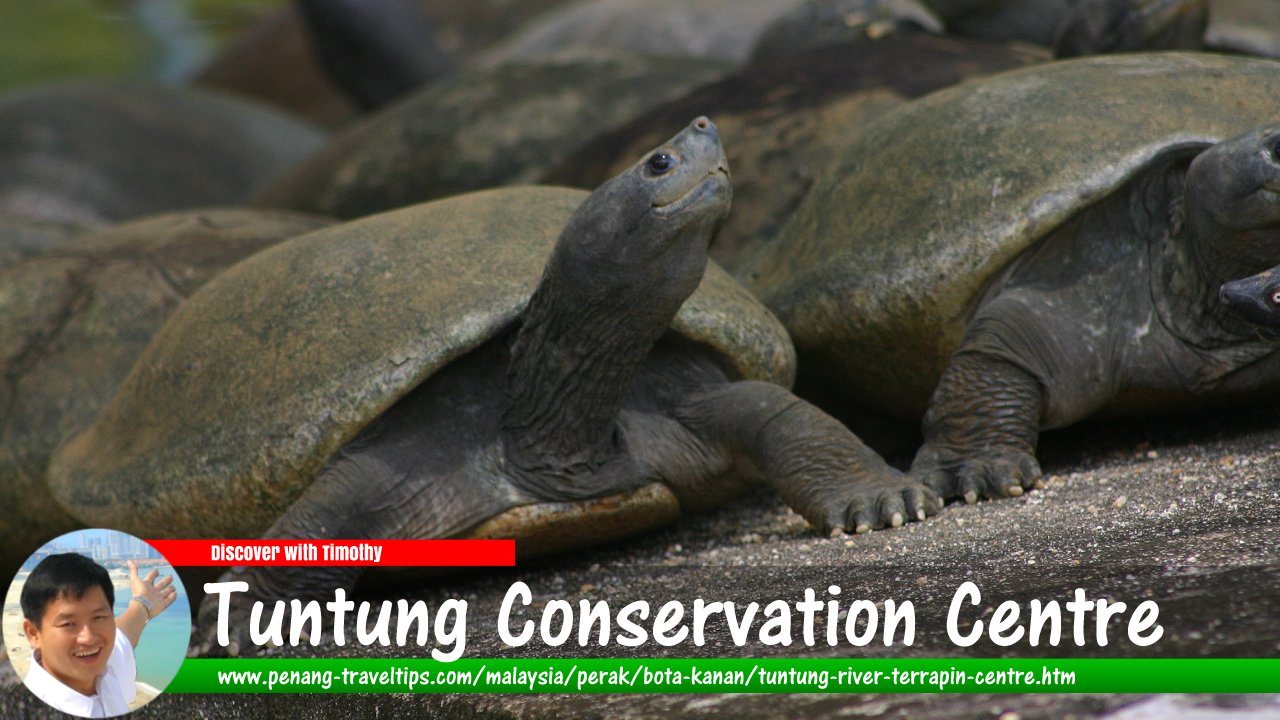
[1205,0,1280,57]
[0,208,331,576]
[254,53,725,219]
[543,34,1046,272]
[51,187,795,538]
[476,0,807,66]
[195,0,576,125]
[0,217,85,270]
[0,79,326,224]
[746,52,1280,420]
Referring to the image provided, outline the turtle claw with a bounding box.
[194,575,256,658]
[825,473,941,535]
[913,447,1042,503]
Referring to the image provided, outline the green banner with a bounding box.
[167,658,1280,694]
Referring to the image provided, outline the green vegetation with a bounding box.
[0,0,285,93]
[0,0,151,92]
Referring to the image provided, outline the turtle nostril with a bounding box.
[693,117,711,131]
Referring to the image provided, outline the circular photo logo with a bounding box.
[3,530,190,717]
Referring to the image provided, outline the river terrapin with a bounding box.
[0,217,86,270]
[0,80,325,225]
[254,53,725,219]
[544,34,1045,272]
[923,0,1207,55]
[1204,0,1280,57]
[51,120,938,651]
[746,0,944,63]
[0,209,331,578]
[1220,265,1280,339]
[743,53,1280,503]
[195,0,573,125]
[476,0,807,67]
[293,0,454,111]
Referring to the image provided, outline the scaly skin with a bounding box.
[677,381,940,531]
[910,350,1044,503]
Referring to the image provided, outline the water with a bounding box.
[107,567,191,690]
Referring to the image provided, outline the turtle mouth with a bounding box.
[653,167,729,218]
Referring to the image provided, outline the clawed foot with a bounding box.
[192,582,250,658]
[190,570,324,658]
[810,470,943,535]
[911,445,1044,504]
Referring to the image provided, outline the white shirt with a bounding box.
[22,630,137,718]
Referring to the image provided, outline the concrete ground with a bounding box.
[3,406,1279,718]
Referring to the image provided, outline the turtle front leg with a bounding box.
[910,349,1045,504]
[674,381,941,533]
[193,456,374,656]
[909,292,1116,503]
[195,562,362,658]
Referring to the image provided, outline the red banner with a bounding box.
[146,539,515,567]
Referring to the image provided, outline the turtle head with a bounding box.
[1219,266,1280,340]
[504,119,731,482]
[550,116,731,308]
[1185,122,1280,265]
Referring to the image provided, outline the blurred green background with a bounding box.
[0,0,284,92]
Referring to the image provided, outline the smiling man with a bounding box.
[19,553,176,718]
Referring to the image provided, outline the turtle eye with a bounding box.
[1270,138,1280,163]
[1269,287,1280,307]
[647,152,675,176]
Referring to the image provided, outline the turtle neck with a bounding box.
[1155,182,1280,349]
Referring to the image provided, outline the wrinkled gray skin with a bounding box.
[914,123,1280,504]
[1220,264,1280,340]
[197,119,938,655]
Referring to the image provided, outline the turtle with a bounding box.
[543,33,1046,274]
[1204,0,1280,58]
[253,53,726,219]
[475,0,808,67]
[1219,265,1280,339]
[0,217,86,270]
[0,79,325,225]
[740,52,1280,504]
[745,0,945,63]
[194,2,366,126]
[921,0,1208,55]
[195,0,574,125]
[293,0,454,111]
[49,119,939,652]
[0,208,332,579]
